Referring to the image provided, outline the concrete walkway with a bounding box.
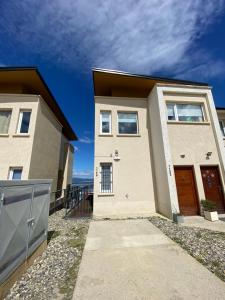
[182,215,225,232]
[73,219,225,300]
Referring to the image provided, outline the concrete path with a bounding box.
[73,219,225,300]
[182,216,225,232]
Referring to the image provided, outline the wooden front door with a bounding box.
[174,166,199,216]
[201,166,225,213]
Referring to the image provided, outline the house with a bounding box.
[93,68,225,219]
[0,67,77,202]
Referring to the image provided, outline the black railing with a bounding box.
[64,184,93,217]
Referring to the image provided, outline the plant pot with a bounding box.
[173,213,184,224]
[204,211,218,222]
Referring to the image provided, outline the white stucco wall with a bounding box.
[160,85,225,214]
[94,96,156,218]
[148,86,178,219]
[29,96,62,197]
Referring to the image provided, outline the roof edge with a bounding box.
[0,66,78,141]
[92,67,209,87]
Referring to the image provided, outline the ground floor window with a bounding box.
[100,163,112,193]
[8,167,23,180]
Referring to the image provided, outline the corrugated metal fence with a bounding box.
[0,180,51,284]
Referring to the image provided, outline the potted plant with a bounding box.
[200,199,218,222]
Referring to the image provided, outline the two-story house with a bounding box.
[0,67,77,202]
[93,68,225,219]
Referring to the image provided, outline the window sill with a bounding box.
[116,134,141,137]
[98,193,114,197]
[98,134,113,137]
[13,134,30,137]
[0,134,9,137]
[167,121,210,126]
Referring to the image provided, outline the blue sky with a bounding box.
[0,0,225,178]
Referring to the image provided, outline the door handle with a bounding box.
[27,218,35,227]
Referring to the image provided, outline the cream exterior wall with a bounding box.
[217,110,225,147]
[148,87,178,219]
[0,94,38,179]
[94,96,156,218]
[59,135,74,190]
[29,97,63,198]
[94,85,225,219]
[0,94,74,202]
[157,85,225,216]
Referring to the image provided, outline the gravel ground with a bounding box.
[5,209,90,300]
[149,216,225,281]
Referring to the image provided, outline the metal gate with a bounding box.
[0,180,51,284]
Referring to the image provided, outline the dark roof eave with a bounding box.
[92,67,209,87]
[216,107,225,111]
[0,67,77,141]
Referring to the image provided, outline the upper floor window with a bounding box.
[100,111,111,134]
[0,110,11,134]
[17,110,31,134]
[167,103,204,122]
[8,167,22,180]
[118,112,138,134]
[219,120,225,137]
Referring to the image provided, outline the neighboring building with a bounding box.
[93,68,225,219]
[0,67,77,201]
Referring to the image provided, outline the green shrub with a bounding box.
[201,199,216,212]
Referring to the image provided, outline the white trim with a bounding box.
[99,163,113,193]
[100,111,111,134]
[8,167,23,180]
[219,120,225,137]
[117,111,139,135]
[17,109,32,134]
[166,102,205,122]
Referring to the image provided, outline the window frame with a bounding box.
[100,111,112,135]
[99,163,113,193]
[17,109,32,134]
[166,103,205,123]
[117,111,139,135]
[0,109,12,134]
[8,167,23,180]
[219,120,225,137]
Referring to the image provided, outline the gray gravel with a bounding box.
[5,209,90,300]
[149,216,225,281]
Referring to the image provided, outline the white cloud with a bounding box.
[79,136,93,144]
[74,146,79,152]
[0,0,224,77]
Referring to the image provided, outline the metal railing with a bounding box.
[64,184,93,217]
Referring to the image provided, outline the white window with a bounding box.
[0,110,11,134]
[100,111,111,134]
[100,163,112,193]
[167,103,204,122]
[8,167,23,180]
[118,112,138,134]
[219,120,225,137]
[17,110,31,134]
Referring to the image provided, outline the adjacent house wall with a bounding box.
[29,96,62,198]
[58,134,74,190]
[216,110,225,147]
[94,96,156,218]
[165,92,221,202]
[160,85,225,215]
[0,94,38,179]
